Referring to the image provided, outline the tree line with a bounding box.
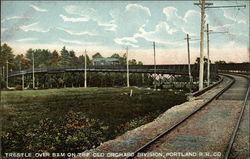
[0,43,152,89]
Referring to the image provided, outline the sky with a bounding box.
[1,0,249,64]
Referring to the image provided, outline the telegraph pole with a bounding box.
[194,0,213,90]
[206,24,210,86]
[196,0,204,90]
[153,41,156,90]
[199,0,205,90]
[2,66,5,81]
[185,34,192,93]
[1,67,2,80]
[6,60,8,88]
[32,52,35,89]
[126,46,130,87]
[142,73,144,84]
[194,1,246,89]
[84,49,87,88]
[22,74,24,90]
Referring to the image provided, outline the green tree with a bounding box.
[0,43,16,88]
[37,49,52,67]
[0,44,16,88]
[214,60,226,65]
[59,46,71,66]
[69,50,79,66]
[110,53,126,65]
[25,49,53,68]
[25,48,35,68]
[110,53,121,59]
[138,61,143,65]
[129,59,137,65]
[50,50,60,67]
[14,54,30,70]
[0,43,15,71]
[92,52,103,59]
[79,54,91,66]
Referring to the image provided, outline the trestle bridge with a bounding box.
[8,64,218,78]
[4,63,249,89]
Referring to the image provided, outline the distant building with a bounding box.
[92,58,120,65]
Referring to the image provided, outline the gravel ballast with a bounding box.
[75,76,249,159]
[229,100,250,159]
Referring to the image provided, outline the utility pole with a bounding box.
[185,34,192,93]
[126,46,130,87]
[153,41,156,90]
[22,73,24,90]
[194,0,213,90]
[32,52,35,89]
[1,67,2,80]
[142,73,144,84]
[194,1,245,89]
[84,49,87,88]
[6,60,8,88]
[206,24,210,86]
[2,66,5,81]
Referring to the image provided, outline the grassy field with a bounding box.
[1,87,186,155]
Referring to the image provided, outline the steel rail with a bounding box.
[125,74,235,159]
[215,74,236,100]
[224,75,250,159]
[191,75,223,97]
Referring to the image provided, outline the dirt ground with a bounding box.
[139,100,243,159]
[75,76,249,159]
[229,100,250,159]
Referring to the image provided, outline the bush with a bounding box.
[0,80,6,89]
[2,111,108,157]
[116,111,160,134]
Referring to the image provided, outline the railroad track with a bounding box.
[125,74,249,159]
[224,74,249,159]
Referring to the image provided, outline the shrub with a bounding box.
[2,111,108,157]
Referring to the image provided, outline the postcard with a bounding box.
[1,1,249,159]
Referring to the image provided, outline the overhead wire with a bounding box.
[118,0,247,54]
[198,0,249,54]
[206,1,244,43]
